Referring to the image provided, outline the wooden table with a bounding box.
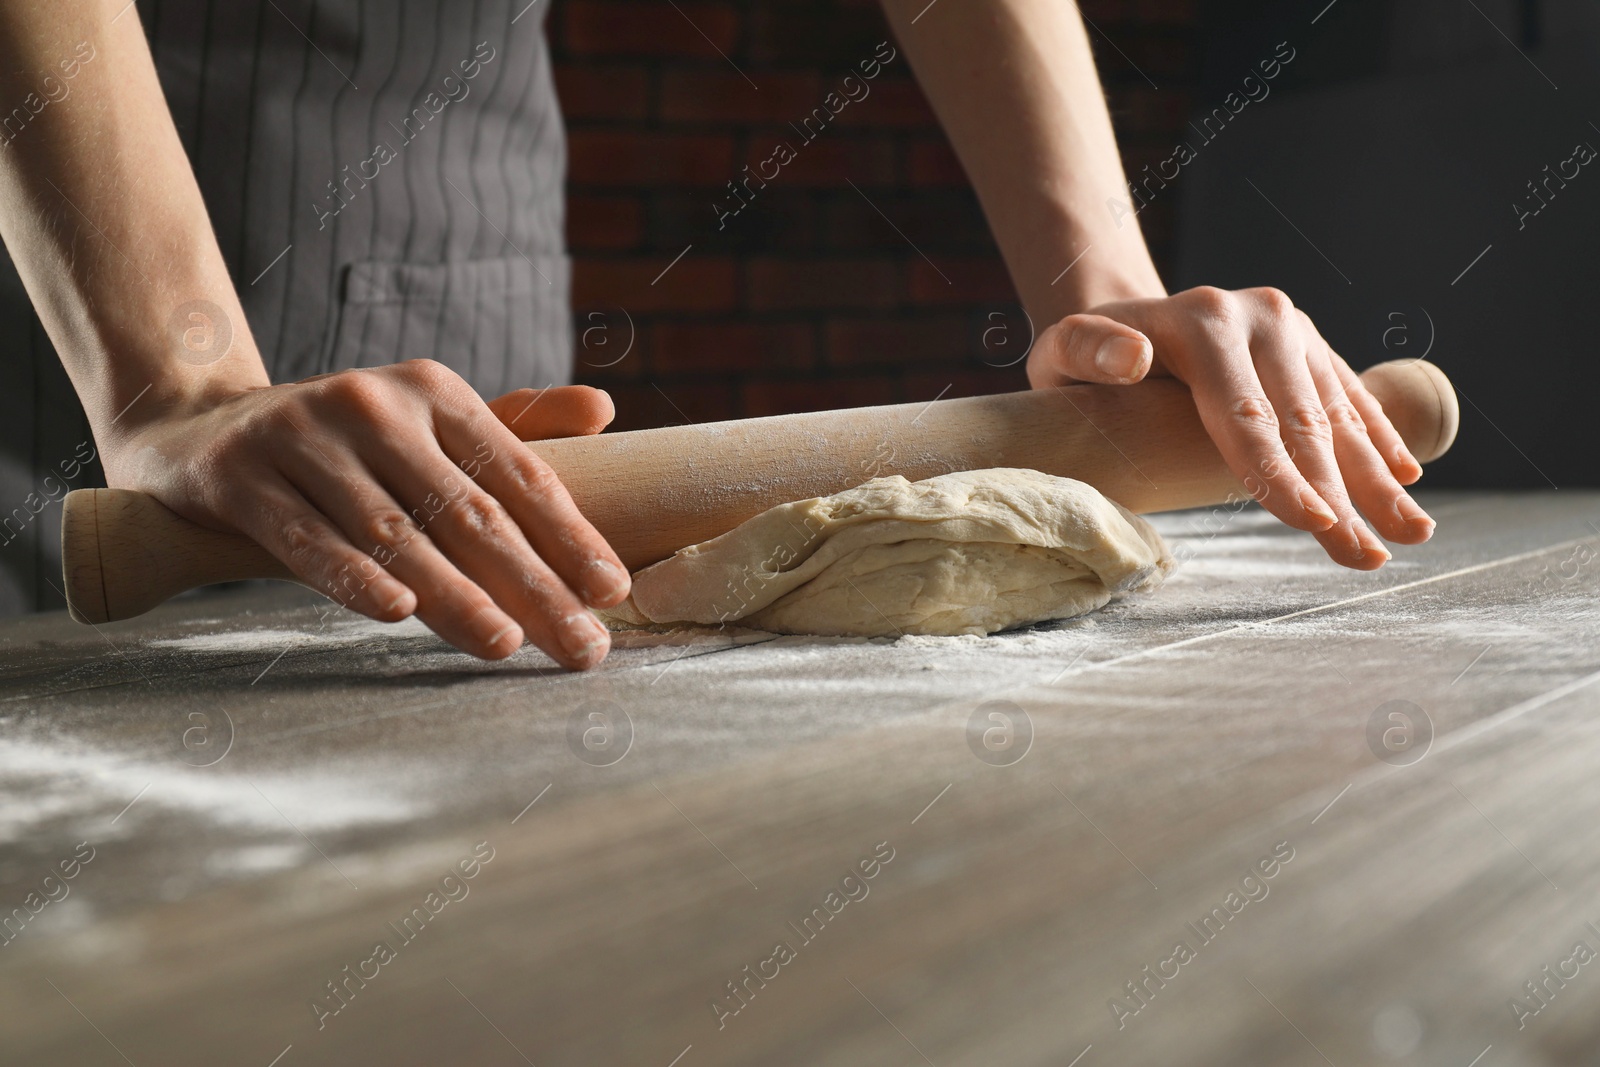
[2,492,1598,1067]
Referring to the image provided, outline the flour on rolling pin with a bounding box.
[601,468,1174,638]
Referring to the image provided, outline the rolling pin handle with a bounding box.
[1358,359,1459,465]
[62,489,109,625]
[62,488,291,625]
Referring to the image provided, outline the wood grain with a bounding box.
[5,490,1596,1066]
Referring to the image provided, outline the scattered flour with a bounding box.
[147,616,431,653]
[0,736,426,844]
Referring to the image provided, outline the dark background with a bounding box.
[555,0,1599,489]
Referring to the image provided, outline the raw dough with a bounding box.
[602,468,1174,638]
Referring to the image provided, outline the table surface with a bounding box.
[2,491,1598,1067]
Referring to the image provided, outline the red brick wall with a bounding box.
[553,0,1198,430]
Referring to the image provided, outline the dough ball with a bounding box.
[602,468,1174,638]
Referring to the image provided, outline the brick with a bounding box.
[562,1,739,58]
[573,256,738,314]
[567,194,645,251]
[553,63,651,121]
[740,131,896,186]
[741,374,900,417]
[652,321,814,374]
[746,258,901,311]
[660,69,820,124]
[968,305,1041,371]
[903,368,1029,402]
[600,379,740,430]
[828,78,938,129]
[746,6,888,66]
[908,257,1015,305]
[569,304,645,379]
[547,0,1196,428]
[657,188,821,252]
[824,314,970,367]
[568,131,735,186]
[906,138,968,187]
[823,191,993,252]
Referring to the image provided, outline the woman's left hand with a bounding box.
[1026,285,1435,570]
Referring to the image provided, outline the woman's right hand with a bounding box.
[101,360,630,669]
[0,0,627,665]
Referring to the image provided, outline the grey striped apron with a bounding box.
[0,0,572,614]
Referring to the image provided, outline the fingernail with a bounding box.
[1396,497,1436,539]
[485,622,521,650]
[561,611,610,667]
[583,558,630,605]
[1298,487,1338,528]
[1395,444,1419,469]
[1094,336,1147,380]
[1351,519,1390,563]
[1396,496,1433,523]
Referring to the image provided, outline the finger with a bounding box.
[1249,327,1390,570]
[1190,372,1346,535]
[232,474,417,623]
[1328,351,1423,484]
[394,361,628,611]
[1299,313,1430,531]
[363,437,615,670]
[1177,329,1341,535]
[1308,348,1435,545]
[281,447,530,661]
[436,403,630,611]
[487,386,615,440]
[1027,314,1153,387]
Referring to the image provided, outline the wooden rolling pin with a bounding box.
[61,359,1458,625]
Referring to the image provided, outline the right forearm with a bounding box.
[0,2,639,668]
[0,0,267,450]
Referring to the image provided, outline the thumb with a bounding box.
[1027,314,1153,388]
[486,386,616,440]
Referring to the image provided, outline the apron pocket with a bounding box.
[324,253,572,396]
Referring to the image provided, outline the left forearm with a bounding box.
[882,1,1436,574]
[879,0,1165,321]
